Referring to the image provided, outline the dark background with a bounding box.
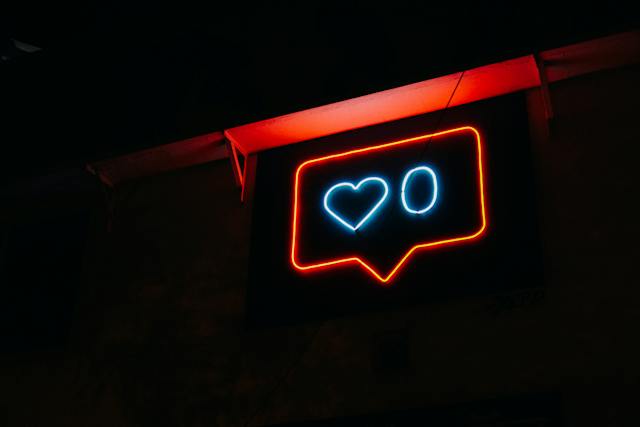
[2,2,637,183]
[247,94,543,327]
[264,393,562,426]
[1,3,639,425]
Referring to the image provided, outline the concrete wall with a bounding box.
[1,63,639,426]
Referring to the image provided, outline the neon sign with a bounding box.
[291,126,488,285]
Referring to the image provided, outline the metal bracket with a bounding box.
[534,52,554,125]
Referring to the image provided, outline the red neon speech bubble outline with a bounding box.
[290,126,488,285]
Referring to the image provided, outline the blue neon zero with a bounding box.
[401,166,438,214]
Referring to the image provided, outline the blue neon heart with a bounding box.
[323,177,389,231]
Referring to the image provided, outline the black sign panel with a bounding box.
[247,94,543,326]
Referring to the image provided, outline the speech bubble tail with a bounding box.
[355,225,488,284]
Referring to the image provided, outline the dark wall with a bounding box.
[1,64,639,426]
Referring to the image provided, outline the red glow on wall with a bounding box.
[225,56,538,156]
[290,126,488,285]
